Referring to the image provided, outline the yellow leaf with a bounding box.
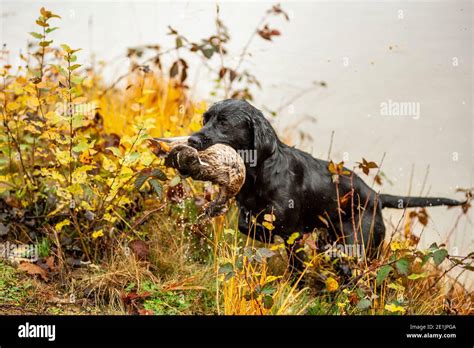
[55,150,72,165]
[262,221,274,231]
[223,228,235,235]
[287,232,300,245]
[337,300,349,309]
[390,239,410,251]
[67,183,83,195]
[318,215,329,227]
[390,240,402,251]
[6,101,20,111]
[24,124,41,135]
[102,155,117,172]
[264,213,276,222]
[387,282,405,292]
[82,78,93,88]
[264,275,282,284]
[26,97,40,108]
[385,303,406,314]
[326,277,339,292]
[328,161,337,174]
[103,213,117,223]
[55,219,70,232]
[80,200,95,211]
[72,166,93,184]
[92,229,104,239]
[270,243,285,251]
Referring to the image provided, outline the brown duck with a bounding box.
[149,137,245,217]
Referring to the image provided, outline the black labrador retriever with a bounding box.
[187,99,464,273]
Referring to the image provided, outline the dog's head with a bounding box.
[188,99,279,165]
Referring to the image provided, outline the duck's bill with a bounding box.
[151,136,190,143]
[148,136,190,156]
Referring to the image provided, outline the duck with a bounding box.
[149,136,245,217]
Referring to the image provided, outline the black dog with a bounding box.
[188,99,465,273]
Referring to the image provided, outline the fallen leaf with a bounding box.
[18,262,48,281]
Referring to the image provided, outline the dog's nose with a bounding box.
[188,136,202,149]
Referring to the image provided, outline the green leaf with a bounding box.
[135,172,150,190]
[61,44,72,53]
[45,27,59,34]
[396,258,410,275]
[107,146,122,158]
[224,272,235,281]
[58,66,68,77]
[201,47,214,59]
[72,138,94,153]
[169,175,181,187]
[263,295,274,309]
[421,253,431,266]
[71,75,85,85]
[71,114,84,128]
[432,249,448,266]
[150,168,167,181]
[127,151,140,163]
[261,284,276,296]
[69,64,81,71]
[39,40,53,47]
[148,179,163,198]
[356,298,371,310]
[376,265,392,286]
[218,262,233,275]
[29,32,44,39]
[356,287,365,299]
[125,151,140,165]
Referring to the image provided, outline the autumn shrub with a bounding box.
[0,8,208,266]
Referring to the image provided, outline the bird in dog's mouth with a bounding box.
[149,136,245,218]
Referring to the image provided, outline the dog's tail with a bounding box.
[379,194,465,209]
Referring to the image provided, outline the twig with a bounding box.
[130,204,166,230]
[427,255,471,292]
[326,131,335,161]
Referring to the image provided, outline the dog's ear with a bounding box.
[250,108,278,163]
